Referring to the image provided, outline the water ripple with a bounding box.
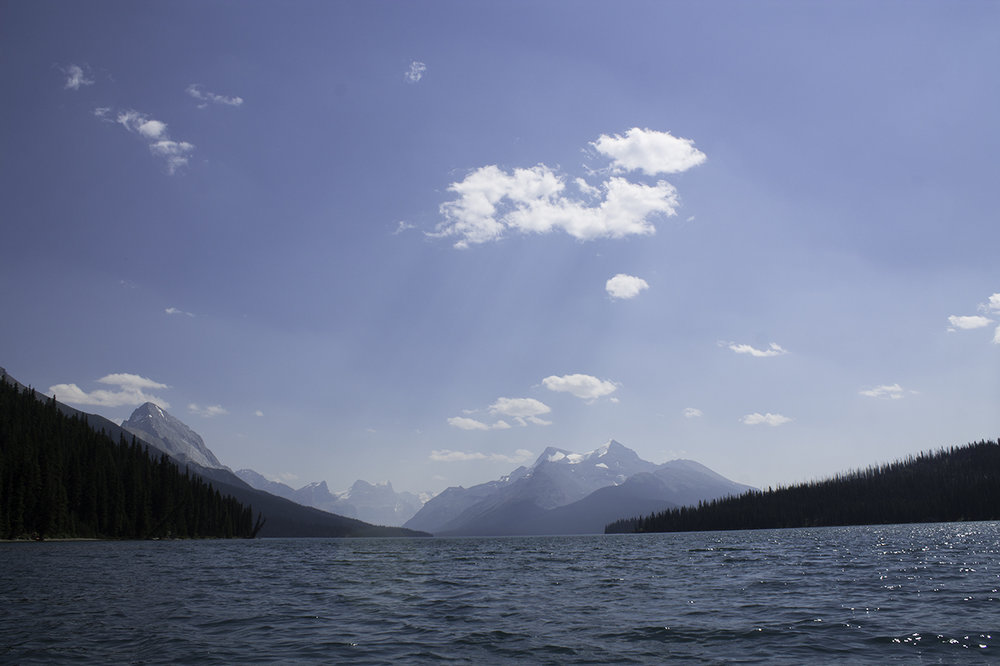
[2,522,999,663]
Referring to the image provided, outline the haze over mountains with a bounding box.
[405,440,754,535]
[235,470,425,527]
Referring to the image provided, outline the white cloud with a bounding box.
[255,410,264,417]
[683,407,703,419]
[994,326,1000,345]
[741,412,791,426]
[575,177,600,198]
[433,166,679,248]
[137,119,167,139]
[405,61,427,83]
[188,403,228,418]
[591,128,706,176]
[430,448,533,463]
[63,64,94,90]
[149,140,196,174]
[447,416,490,431]
[489,397,551,419]
[727,342,789,357]
[948,314,993,330]
[605,274,649,300]
[48,373,170,408]
[985,293,1000,313]
[447,416,513,430]
[186,84,244,108]
[542,374,618,400]
[393,220,415,235]
[112,109,195,174]
[165,307,195,317]
[859,384,907,400]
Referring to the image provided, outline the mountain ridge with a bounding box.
[405,439,753,535]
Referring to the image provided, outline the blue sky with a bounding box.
[2,0,997,495]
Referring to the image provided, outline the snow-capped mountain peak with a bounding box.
[123,402,226,470]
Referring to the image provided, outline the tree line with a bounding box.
[0,378,264,540]
[606,439,1000,534]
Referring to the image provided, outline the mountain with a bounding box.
[1,369,425,538]
[405,440,753,536]
[287,480,359,519]
[338,480,424,526]
[405,439,646,533]
[233,468,300,502]
[235,472,425,526]
[114,401,427,536]
[513,459,756,535]
[124,402,225,469]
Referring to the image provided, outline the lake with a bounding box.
[2,522,997,663]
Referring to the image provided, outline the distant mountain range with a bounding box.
[235,470,424,526]
[404,440,754,535]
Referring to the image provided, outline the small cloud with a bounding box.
[947,314,993,331]
[984,293,1000,313]
[393,220,416,235]
[740,412,791,426]
[254,410,264,417]
[447,416,492,431]
[165,307,195,317]
[149,140,196,174]
[451,397,553,431]
[859,384,908,400]
[405,61,427,83]
[447,416,513,431]
[137,119,167,139]
[489,397,551,420]
[188,403,228,418]
[113,109,195,174]
[994,326,1000,345]
[542,373,618,401]
[430,448,533,463]
[605,274,649,300]
[93,107,111,119]
[591,127,706,176]
[275,472,299,483]
[727,342,789,358]
[575,177,600,198]
[683,407,703,419]
[48,373,170,408]
[63,64,94,90]
[186,84,243,108]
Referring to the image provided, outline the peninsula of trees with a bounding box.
[0,378,263,540]
[606,439,1000,534]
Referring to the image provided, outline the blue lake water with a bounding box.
[2,522,998,663]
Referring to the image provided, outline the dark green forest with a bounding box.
[0,378,263,540]
[607,439,1000,534]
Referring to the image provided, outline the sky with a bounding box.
[2,0,998,496]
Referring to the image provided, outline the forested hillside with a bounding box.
[607,439,1000,534]
[0,378,263,540]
